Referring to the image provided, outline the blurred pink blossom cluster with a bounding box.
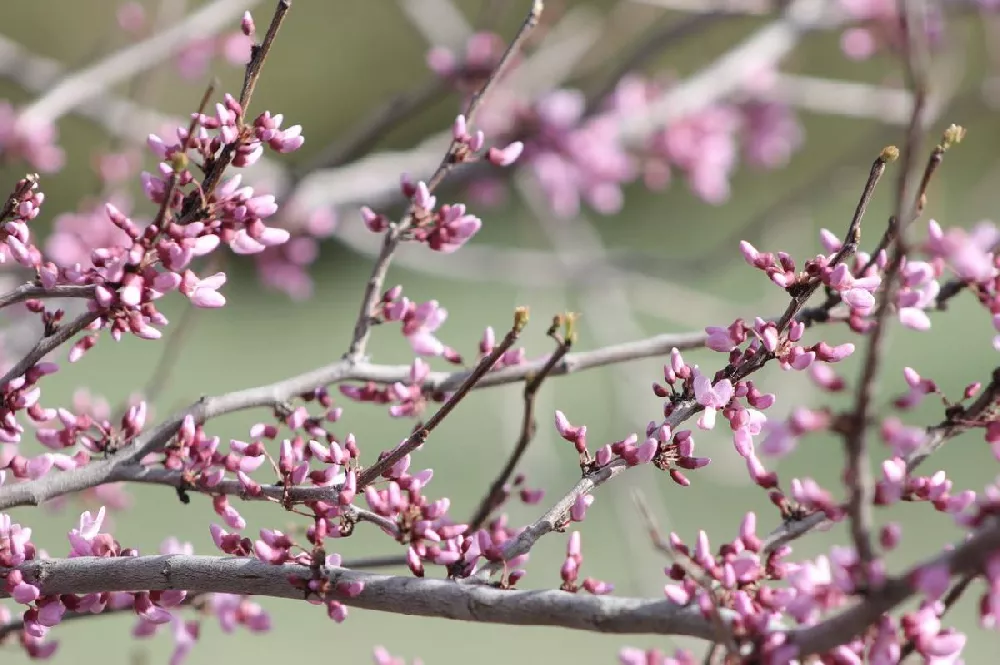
[837,0,945,60]
[116,1,253,78]
[428,34,804,217]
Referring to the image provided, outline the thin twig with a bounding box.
[239,0,292,110]
[153,82,215,229]
[465,315,573,532]
[839,0,933,583]
[0,174,39,223]
[0,311,100,388]
[616,0,837,145]
[343,0,544,363]
[182,0,292,207]
[357,308,529,489]
[0,283,96,311]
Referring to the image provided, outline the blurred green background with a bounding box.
[3,0,1000,663]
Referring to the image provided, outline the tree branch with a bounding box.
[6,554,722,639]
[0,311,100,387]
[0,327,709,511]
[0,283,96,311]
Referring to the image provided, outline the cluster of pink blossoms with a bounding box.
[4,4,1000,665]
[0,90,305,362]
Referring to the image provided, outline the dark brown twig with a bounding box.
[0,174,38,223]
[357,308,530,489]
[240,0,291,110]
[772,146,896,333]
[466,314,574,532]
[194,0,292,201]
[0,311,100,388]
[153,82,215,229]
[839,2,933,583]
[0,283,96,311]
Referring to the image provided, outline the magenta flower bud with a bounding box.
[361,206,389,233]
[210,524,228,549]
[818,228,842,253]
[567,530,582,557]
[37,599,66,627]
[487,141,524,167]
[237,471,261,497]
[94,286,115,307]
[739,241,760,265]
[413,181,436,212]
[452,114,468,141]
[569,494,593,522]
[406,545,424,577]
[879,522,902,550]
[469,130,485,152]
[519,488,544,504]
[12,582,41,604]
[632,438,657,465]
[582,578,614,595]
[241,10,255,36]
[338,471,357,505]
[202,468,224,487]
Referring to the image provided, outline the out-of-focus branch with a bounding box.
[627,0,775,13]
[616,0,841,145]
[584,10,728,111]
[17,0,264,128]
[761,75,918,125]
[397,0,473,47]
